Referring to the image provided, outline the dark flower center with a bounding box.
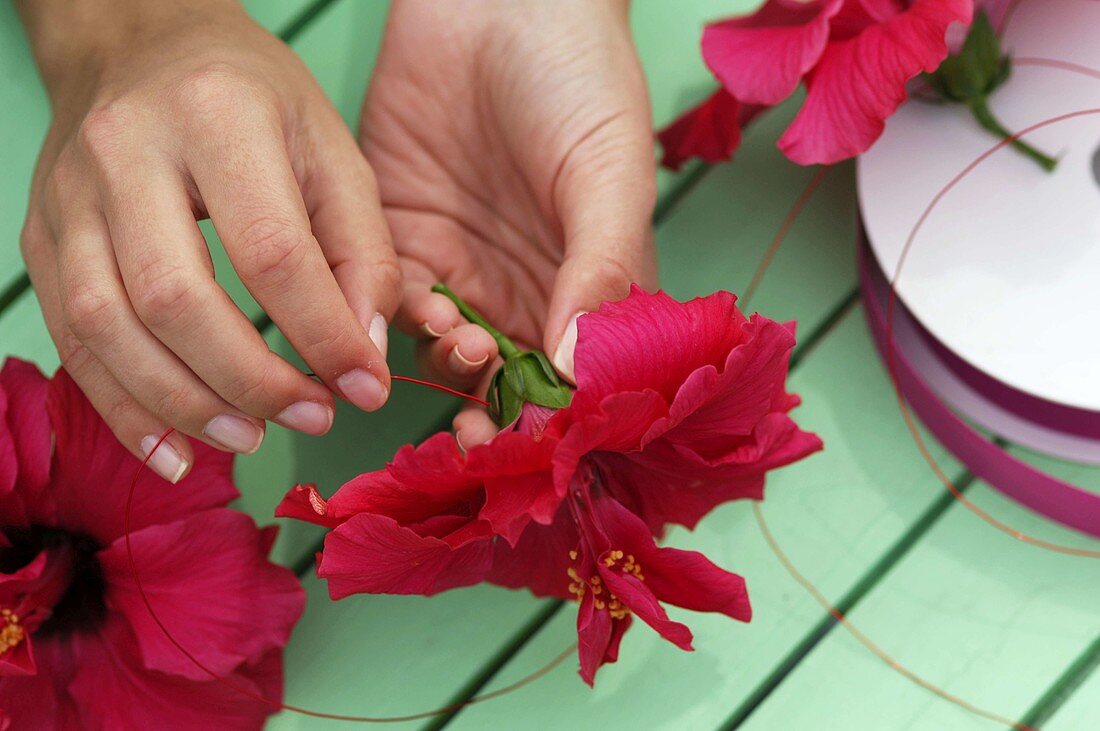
[0,526,107,637]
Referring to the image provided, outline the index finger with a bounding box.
[187,109,390,413]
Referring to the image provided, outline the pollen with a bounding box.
[565,548,642,621]
[0,608,25,656]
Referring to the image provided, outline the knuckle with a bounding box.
[305,324,359,364]
[150,385,195,423]
[173,63,270,122]
[62,282,120,342]
[236,220,310,286]
[18,220,46,262]
[56,333,95,373]
[43,154,80,205]
[220,363,279,411]
[131,263,198,326]
[372,255,403,306]
[77,104,136,164]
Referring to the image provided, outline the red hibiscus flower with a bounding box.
[658,0,972,167]
[657,89,767,171]
[280,287,821,683]
[0,359,305,729]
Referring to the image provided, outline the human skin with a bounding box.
[15,0,399,482]
[361,0,658,446]
[14,0,657,478]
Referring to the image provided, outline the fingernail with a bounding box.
[552,313,581,384]
[448,346,490,373]
[368,312,388,358]
[203,414,265,454]
[275,401,333,435]
[141,435,189,484]
[336,369,388,412]
[454,429,467,453]
[421,321,448,338]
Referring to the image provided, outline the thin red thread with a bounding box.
[127,377,569,723]
[753,504,1037,731]
[391,374,489,407]
[742,165,830,309]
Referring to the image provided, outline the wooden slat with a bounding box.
[740,454,1100,730]
[1036,636,1100,730]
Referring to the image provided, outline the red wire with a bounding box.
[391,375,489,408]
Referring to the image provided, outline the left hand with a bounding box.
[360,0,657,445]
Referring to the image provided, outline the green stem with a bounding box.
[968,97,1058,172]
[431,283,521,359]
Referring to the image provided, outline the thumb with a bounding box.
[545,126,657,382]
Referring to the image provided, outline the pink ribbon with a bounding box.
[859,241,1100,539]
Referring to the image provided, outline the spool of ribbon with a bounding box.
[860,233,1100,539]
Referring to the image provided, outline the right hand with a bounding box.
[17,0,400,482]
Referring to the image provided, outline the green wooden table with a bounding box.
[2,1,1098,729]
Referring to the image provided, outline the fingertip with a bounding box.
[413,291,463,339]
[368,312,389,359]
[550,313,581,384]
[446,324,497,376]
[335,368,390,413]
[140,433,194,484]
[454,409,498,450]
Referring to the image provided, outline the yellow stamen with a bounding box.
[0,609,25,655]
[564,548,645,621]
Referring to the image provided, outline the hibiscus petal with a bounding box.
[592,493,750,622]
[657,89,764,171]
[99,509,304,680]
[274,484,343,528]
[702,0,841,105]
[551,390,667,508]
[576,596,614,686]
[67,616,279,730]
[467,431,556,544]
[599,570,693,651]
[647,315,798,455]
[601,412,822,532]
[46,368,237,543]
[646,545,752,621]
[778,0,972,164]
[0,359,52,526]
[487,506,579,599]
[326,433,483,524]
[317,512,492,599]
[0,635,81,729]
[574,287,748,404]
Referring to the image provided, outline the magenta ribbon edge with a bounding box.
[858,243,1100,539]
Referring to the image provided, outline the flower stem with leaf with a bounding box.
[925,10,1057,172]
[432,283,572,427]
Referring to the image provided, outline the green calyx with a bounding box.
[431,283,573,427]
[925,10,1057,172]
